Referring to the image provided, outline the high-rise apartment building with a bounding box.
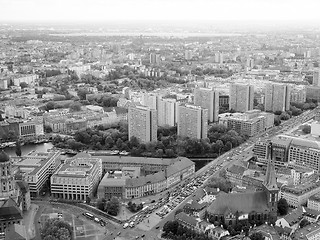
[214,52,223,64]
[194,87,219,122]
[229,84,254,112]
[128,106,157,143]
[157,98,179,127]
[185,50,193,60]
[142,93,159,110]
[313,69,320,87]
[150,53,160,64]
[265,83,291,112]
[177,104,208,139]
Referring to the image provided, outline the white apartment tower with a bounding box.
[194,87,219,122]
[128,106,157,143]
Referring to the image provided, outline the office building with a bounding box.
[12,151,61,197]
[219,110,274,137]
[288,138,320,173]
[157,98,178,127]
[128,105,157,143]
[177,104,208,139]
[229,84,254,112]
[253,136,292,166]
[280,175,320,208]
[265,83,291,112]
[194,87,219,122]
[51,153,102,201]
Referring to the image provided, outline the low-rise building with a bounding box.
[280,175,320,208]
[97,156,195,199]
[219,110,274,137]
[51,154,102,201]
[12,151,61,197]
[291,221,320,240]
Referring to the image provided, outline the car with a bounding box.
[151,200,156,203]
[156,226,160,229]
[141,234,145,238]
[117,232,121,236]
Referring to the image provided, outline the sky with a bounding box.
[1,0,320,23]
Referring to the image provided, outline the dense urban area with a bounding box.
[2,21,320,240]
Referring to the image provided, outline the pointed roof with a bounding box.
[263,142,279,191]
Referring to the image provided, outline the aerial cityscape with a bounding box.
[1,0,320,240]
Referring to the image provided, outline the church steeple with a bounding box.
[264,142,279,191]
[263,142,279,223]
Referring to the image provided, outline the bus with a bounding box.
[83,212,94,220]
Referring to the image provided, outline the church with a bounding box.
[206,142,279,227]
[0,151,31,234]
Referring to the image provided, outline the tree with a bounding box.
[69,102,82,112]
[302,125,311,134]
[274,116,281,126]
[45,101,55,111]
[44,125,53,133]
[277,198,289,215]
[299,219,310,228]
[250,232,264,240]
[20,82,28,89]
[15,141,21,157]
[41,218,73,240]
[105,196,120,216]
[97,198,106,211]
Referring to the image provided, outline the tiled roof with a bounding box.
[175,212,198,227]
[283,207,303,226]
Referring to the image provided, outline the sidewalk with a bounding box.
[23,203,39,240]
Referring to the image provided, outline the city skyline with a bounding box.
[1,0,320,23]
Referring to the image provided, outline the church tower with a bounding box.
[263,142,279,223]
[0,151,16,199]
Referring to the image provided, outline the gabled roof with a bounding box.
[207,191,269,215]
[283,207,303,226]
[184,200,207,211]
[175,212,198,227]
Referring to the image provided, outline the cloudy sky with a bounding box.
[1,0,320,22]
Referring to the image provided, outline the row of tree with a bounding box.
[127,201,144,213]
[162,220,213,240]
[52,123,248,158]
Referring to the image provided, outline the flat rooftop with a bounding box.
[12,151,60,175]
